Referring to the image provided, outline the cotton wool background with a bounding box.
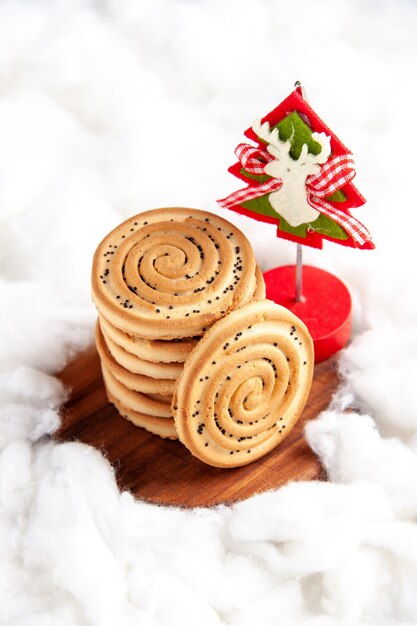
[1,1,417,625]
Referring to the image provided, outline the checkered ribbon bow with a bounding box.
[218,143,372,247]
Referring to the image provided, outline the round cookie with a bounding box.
[92,207,258,339]
[147,392,174,402]
[106,389,177,439]
[101,364,173,418]
[253,265,266,301]
[99,320,183,379]
[172,299,314,468]
[99,314,197,363]
[95,323,176,396]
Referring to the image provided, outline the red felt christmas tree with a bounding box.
[218,84,374,362]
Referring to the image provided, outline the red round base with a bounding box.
[263,265,352,363]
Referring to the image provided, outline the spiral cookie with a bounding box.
[99,335,177,438]
[99,320,183,380]
[92,207,258,339]
[253,265,266,301]
[172,299,314,468]
[98,315,197,363]
[106,390,177,439]
[96,323,176,396]
[101,365,173,418]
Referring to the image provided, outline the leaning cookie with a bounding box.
[91,207,258,340]
[172,299,314,468]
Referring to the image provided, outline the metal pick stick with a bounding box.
[294,80,307,303]
[295,242,303,302]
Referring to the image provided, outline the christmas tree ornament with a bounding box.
[218,83,374,362]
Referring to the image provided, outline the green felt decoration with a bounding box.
[327,189,346,202]
[274,112,322,160]
[241,168,270,184]
[241,195,348,240]
[241,110,348,240]
[280,212,348,240]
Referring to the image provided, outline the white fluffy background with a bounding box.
[1,0,417,624]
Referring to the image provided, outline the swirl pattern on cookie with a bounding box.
[172,299,314,468]
[92,208,257,339]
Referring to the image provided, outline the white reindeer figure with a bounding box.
[252,119,332,228]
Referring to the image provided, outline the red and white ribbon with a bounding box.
[218,144,372,248]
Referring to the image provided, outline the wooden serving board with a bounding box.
[57,347,339,507]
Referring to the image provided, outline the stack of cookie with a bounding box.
[91,207,265,440]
